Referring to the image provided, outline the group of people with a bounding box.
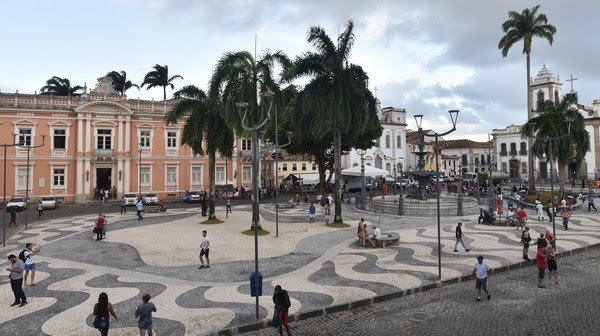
[94,213,108,240]
[92,292,157,336]
[6,243,42,308]
[307,194,334,224]
[357,218,381,248]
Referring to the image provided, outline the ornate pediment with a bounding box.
[90,76,120,95]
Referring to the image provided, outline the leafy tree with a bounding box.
[209,50,291,230]
[521,93,589,196]
[39,76,84,96]
[499,5,557,191]
[285,20,378,223]
[164,85,234,219]
[106,70,140,95]
[141,64,184,101]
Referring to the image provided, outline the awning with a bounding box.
[341,165,390,177]
[297,173,334,184]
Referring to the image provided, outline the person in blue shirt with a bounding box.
[308,203,316,223]
[588,194,597,212]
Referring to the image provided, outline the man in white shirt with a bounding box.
[472,255,493,301]
[199,230,210,269]
[136,199,144,220]
[369,225,382,247]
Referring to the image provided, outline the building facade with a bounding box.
[0,77,248,203]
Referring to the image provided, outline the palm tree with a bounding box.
[499,5,557,191]
[141,64,184,101]
[106,70,140,95]
[521,92,589,197]
[39,76,84,96]
[209,50,291,230]
[286,20,378,223]
[164,85,234,219]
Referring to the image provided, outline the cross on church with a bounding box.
[566,74,578,92]
[374,86,378,98]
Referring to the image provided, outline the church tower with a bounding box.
[529,65,563,119]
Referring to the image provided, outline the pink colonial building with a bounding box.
[0,77,252,204]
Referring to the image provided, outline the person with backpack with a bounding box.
[135,293,157,336]
[9,207,17,226]
[6,254,27,307]
[520,226,531,261]
[37,200,44,218]
[21,243,41,286]
[272,285,292,336]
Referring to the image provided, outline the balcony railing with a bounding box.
[509,150,518,156]
[499,150,508,156]
[94,149,114,157]
[519,150,527,156]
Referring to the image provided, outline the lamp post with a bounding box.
[225,145,237,219]
[415,110,459,280]
[138,144,143,198]
[17,135,46,228]
[398,158,404,215]
[2,134,20,247]
[236,90,274,320]
[274,131,292,238]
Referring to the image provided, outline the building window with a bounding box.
[243,166,252,183]
[312,162,317,171]
[140,130,151,148]
[501,162,508,173]
[16,167,31,189]
[97,129,112,149]
[461,154,468,165]
[282,163,288,171]
[500,143,507,156]
[521,162,527,174]
[302,162,307,171]
[292,163,298,171]
[191,166,202,184]
[519,142,527,155]
[216,166,225,184]
[242,138,252,151]
[397,135,402,148]
[537,90,545,104]
[385,134,390,148]
[509,143,517,156]
[18,128,32,146]
[53,129,66,149]
[385,163,391,173]
[53,168,65,187]
[140,166,151,186]
[167,131,177,148]
[374,156,382,169]
[397,163,403,173]
[166,165,178,185]
[554,90,559,102]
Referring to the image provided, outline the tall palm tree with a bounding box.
[286,20,378,223]
[521,92,589,197]
[164,85,234,219]
[106,70,140,95]
[499,5,557,192]
[39,76,84,96]
[209,50,291,230]
[141,64,184,101]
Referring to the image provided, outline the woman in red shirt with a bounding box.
[95,214,105,241]
[536,248,548,288]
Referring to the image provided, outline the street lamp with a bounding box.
[17,134,46,228]
[357,149,366,209]
[274,130,292,238]
[237,90,274,320]
[138,144,143,198]
[2,134,20,247]
[415,110,459,280]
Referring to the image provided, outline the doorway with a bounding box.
[96,168,112,192]
[509,159,520,180]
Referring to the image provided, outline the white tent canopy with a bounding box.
[341,165,389,177]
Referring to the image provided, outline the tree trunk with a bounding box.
[317,158,326,196]
[333,130,343,223]
[558,162,565,198]
[208,149,217,219]
[526,52,536,192]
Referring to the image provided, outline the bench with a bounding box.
[366,231,400,248]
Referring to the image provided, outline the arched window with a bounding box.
[374,156,382,169]
[353,163,358,167]
[554,90,559,102]
[385,163,391,173]
[396,135,402,148]
[537,90,545,104]
[397,163,402,173]
[385,134,390,148]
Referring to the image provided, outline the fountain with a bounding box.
[406,129,435,200]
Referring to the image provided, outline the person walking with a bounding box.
[9,207,17,226]
[226,197,232,214]
[101,214,108,239]
[324,205,331,224]
[37,200,44,218]
[520,226,532,261]
[135,293,157,336]
[544,229,555,249]
[588,194,597,212]
[471,255,492,301]
[536,247,548,288]
[535,201,544,222]
[546,244,559,285]
[6,254,27,307]
[272,285,292,336]
[515,206,527,230]
[136,198,144,221]
[198,230,210,269]
[93,292,118,336]
[561,208,571,230]
[23,243,41,286]
[120,197,127,214]
[95,214,105,241]
[453,222,471,252]
[308,203,316,223]
[201,197,207,217]
[536,233,548,250]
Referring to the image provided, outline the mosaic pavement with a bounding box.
[1,202,599,335]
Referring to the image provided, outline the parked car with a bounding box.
[6,197,27,212]
[142,193,159,205]
[40,196,56,209]
[180,190,201,203]
[123,193,138,206]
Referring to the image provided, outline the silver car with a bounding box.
[41,196,56,209]
[6,197,27,212]
[123,193,138,206]
[142,193,159,205]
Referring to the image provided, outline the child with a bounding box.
[308,203,316,223]
[324,205,331,224]
[135,293,157,336]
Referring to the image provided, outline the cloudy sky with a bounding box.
[2,0,598,140]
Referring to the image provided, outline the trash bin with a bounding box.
[250,271,263,297]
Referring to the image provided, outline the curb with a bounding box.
[210,242,600,336]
